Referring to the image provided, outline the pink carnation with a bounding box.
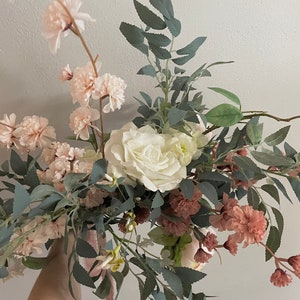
[270,268,292,287]
[13,115,56,152]
[157,208,191,237]
[0,113,17,148]
[60,64,73,81]
[288,255,300,272]
[228,205,267,247]
[169,187,201,219]
[42,0,94,54]
[70,62,101,106]
[94,73,127,113]
[223,235,238,255]
[69,106,100,140]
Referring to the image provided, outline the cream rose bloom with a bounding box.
[104,122,195,192]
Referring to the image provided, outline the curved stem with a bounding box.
[56,0,98,77]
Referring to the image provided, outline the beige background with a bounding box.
[1,0,300,299]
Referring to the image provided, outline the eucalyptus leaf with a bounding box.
[247,187,260,209]
[134,0,166,30]
[233,155,261,174]
[73,261,96,288]
[197,182,218,205]
[271,177,292,203]
[264,126,290,146]
[206,104,243,127]
[172,53,195,66]
[246,123,263,146]
[0,266,8,279]
[288,177,300,201]
[251,151,294,167]
[90,159,107,184]
[179,179,195,200]
[10,150,27,176]
[161,268,183,299]
[94,272,111,298]
[144,32,171,47]
[149,43,171,59]
[165,17,181,37]
[168,107,187,126]
[142,273,157,300]
[271,207,284,237]
[150,0,174,19]
[265,226,281,261]
[174,267,206,284]
[208,87,241,107]
[137,65,157,77]
[13,183,30,218]
[22,256,49,270]
[177,37,206,55]
[119,22,148,55]
[76,238,97,258]
[261,184,280,205]
[151,192,164,209]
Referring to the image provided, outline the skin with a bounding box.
[27,236,82,300]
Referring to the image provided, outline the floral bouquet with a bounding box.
[1,0,300,299]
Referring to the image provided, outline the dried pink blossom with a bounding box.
[69,106,100,140]
[223,235,238,255]
[0,113,17,148]
[270,268,292,287]
[60,64,73,81]
[157,208,191,237]
[202,231,218,252]
[228,205,267,247]
[288,255,300,272]
[42,0,94,54]
[13,115,56,152]
[194,247,212,264]
[169,187,201,219]
[80,187,108,208]
[70,61,101,106]
[94,73,126,113]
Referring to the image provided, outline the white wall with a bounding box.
[1,1,300,299]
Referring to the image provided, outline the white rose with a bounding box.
[104,122,187,192]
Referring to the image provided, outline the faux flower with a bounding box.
[13,115,56,151]
[42,0,94,54]
[270,268,292,287]
[288,255,300,272]
[60,64,73,81]
[69,106,100,140]
[104,122,192,192]
[94,73,127,113]
[70,61,101,106]
[95,244,124,272]
[0,113,17,148]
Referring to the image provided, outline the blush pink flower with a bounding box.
[42,0,94,54]
[270,268,292,287]
[169,187,201,219]
[14,115,56,152]
[202,231,218,252]
[94,73,126,113]
[70,62,101,106]
[288,255,300,272]
[60,64,73,81]
[0,113,17,148]
[69,106,100,140]
[194,248,212,264]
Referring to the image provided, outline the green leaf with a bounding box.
[22,256,49,270]
[142,273,157,300]
[13,183,30,218]
[30,185,59,202]
[140,91,153,106]
[174,267,206,284]
[162,268,183,299]
[246,123,263,146]
[134,0,166,29]
[247,187,260,209]
[149,43,171,59]
[110,271,124,294]
[288,177,300,201]
[206,104,243,127]
[172,53,195,66]
[209,87,241,107]
[264,126,290,146]
[164,287,177,300]
[271,207,284,237]
[150,0,174,19]
[197,182,218,205]
[72,261,95,288]
[63,172,87,192]
[177,37,206,56]
[94,272,111,298]
[265,226,281,261]
[198,172,231,182]
[233,156,261,173]
[0,224,15,249]
[168,107,187,126]
[151,192,164,209]
[271,177,292,203]
[90,159,106,184]
[10,150,27,176]
[261,184,280,205]
[76,238,97,258]
[0,266,8,279]
[37,193,62,210]
[179,179,195,200]
[137,65,157,77]
[165,17,181,37]
[144,32,171,47]
[148,227,178,246]
[119,22,148,55]
[251,151,294,167]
